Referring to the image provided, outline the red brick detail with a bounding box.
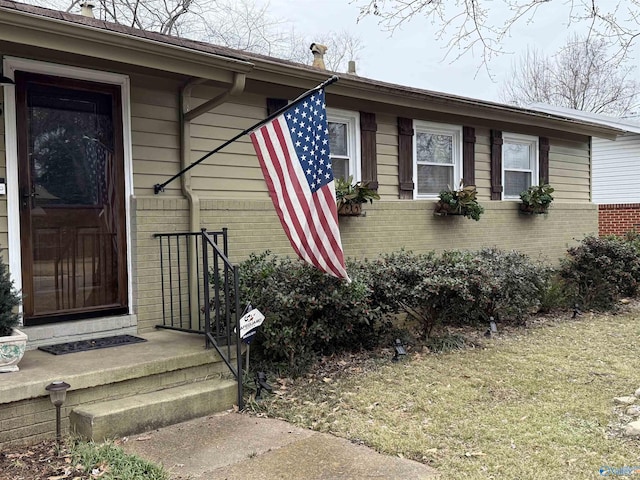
[598,204,640,236]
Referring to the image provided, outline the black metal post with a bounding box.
[234,264,243,410]
[55,404,62,447]
[201,229,211,349]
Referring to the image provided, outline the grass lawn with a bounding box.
[254,308,640,479]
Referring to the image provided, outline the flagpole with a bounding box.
[154,75,340,194]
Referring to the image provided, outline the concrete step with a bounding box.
[70,378,238,442]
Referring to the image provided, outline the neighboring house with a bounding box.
[0,0,623,445]
[530,103,640,236]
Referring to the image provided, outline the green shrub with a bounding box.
[350,250,437,316]
[238,252,385,375]
[402,248,548,336]
[537,273,571,313]
[472,248,550,323]
[559,235,640,309]
[0,258,21,337]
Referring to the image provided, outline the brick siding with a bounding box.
[598,204,640,236]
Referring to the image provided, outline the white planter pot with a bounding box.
[0,328,28,373]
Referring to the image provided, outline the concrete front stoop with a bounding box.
[70,379,237,441]
[0,330,241,447]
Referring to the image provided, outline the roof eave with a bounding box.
[0,6,254,82]
[249,60,624,140]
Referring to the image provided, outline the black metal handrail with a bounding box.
[200,229,243,408]
[153,228,243,409]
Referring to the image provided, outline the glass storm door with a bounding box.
[16,72,128,324]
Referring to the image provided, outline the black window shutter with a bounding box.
[490,129,503,200]
[397,117,414,199]
[462,126,476,186]
[360,112,378,189]
[266,98,288,116]
[539,137,550,184]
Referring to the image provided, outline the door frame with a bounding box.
[2,56,134,318]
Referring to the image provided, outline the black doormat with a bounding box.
[38,335,147,355]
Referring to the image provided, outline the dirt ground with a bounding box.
[0,440,92,480]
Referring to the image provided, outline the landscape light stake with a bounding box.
[572,303,582,319]
[45,381,70,448]
[392,339,407,362]
[254,371,273,400]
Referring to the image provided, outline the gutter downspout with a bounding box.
[180,72,246,329]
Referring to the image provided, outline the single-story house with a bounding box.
[0,0,623,446]
[531,103,640,236]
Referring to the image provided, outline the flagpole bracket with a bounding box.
[154,183,164,195]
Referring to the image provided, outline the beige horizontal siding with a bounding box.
[376,114,399,199]
[549,136,590,202]
[130,74,181,196]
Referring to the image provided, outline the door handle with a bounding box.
[21,189,38,208]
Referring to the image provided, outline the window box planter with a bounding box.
[519,204,550,215]
[335,176,379,217]
[519,184,554,215]
[338,203,363,216]
[433,183,484,221]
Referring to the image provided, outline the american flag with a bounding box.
[250,89,350,281]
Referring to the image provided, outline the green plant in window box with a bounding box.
[335,175,380,216]
[434,182,484,221]
[519,184,554,214]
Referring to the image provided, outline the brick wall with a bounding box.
[133,197,598,333]
[598,204,640,236]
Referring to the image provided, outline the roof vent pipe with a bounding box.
[347,60,357,75]
[310,43,327,70]
[80,2,95,18]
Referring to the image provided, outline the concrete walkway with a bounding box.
[122,412,438,479]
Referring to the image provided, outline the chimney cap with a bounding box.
[310,43,328,70]
[80,2,95,18]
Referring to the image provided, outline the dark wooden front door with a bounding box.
[16,72,128,324]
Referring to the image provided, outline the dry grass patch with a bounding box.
[252,309,640,479]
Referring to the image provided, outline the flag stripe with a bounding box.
[249,90,350,281]
[270,120,346,277]
[257,120,342,278]
[259,123,328,273]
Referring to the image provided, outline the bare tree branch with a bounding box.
[23,0,364,73]
[501,33,640,116]
[355,0,640,67]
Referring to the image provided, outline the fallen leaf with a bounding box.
[465,452,487,457]
[136,435,152,441]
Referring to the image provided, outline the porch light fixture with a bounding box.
[392,339,407,362]
[45,381,70,447]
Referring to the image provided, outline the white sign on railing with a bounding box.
[239,308,265,340]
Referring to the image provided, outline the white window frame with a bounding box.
[327,108,360,182]
[413,120,462,199]
[2,56,135,314]
[502,133,539,200]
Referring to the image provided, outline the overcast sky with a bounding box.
[269,0,639,104]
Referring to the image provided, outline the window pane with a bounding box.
[504,142,531,169]
[417,132,453,164]
[328,122,347,156]
[331,157,349,181]
[505,171,532,196]
[417,164,453,195]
